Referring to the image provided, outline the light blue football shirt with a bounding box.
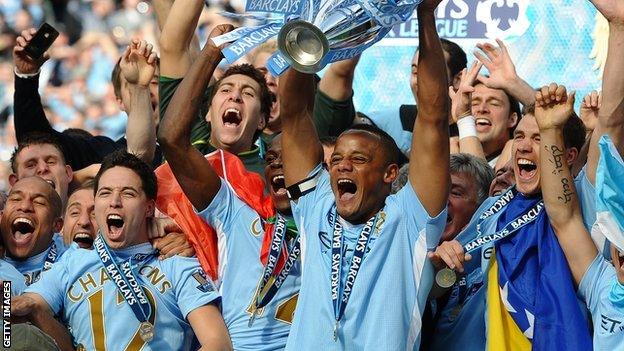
[5,233,67,285]
[0,259,27,295]
[26,242,219,350]
[196,180,301,351]
[285,166,447,350]
[578,254,624,351]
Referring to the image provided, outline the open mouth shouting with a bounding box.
[516,158,538,180]
[72,232,94,249]
[222,108,242,128]
[337,178,358,203]
[270,174,287,196]
[12,217,36,247]
[106,214,125,241]
[475,118,492,131]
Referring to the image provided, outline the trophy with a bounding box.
[277,0,423,73]
[213,0,423,75]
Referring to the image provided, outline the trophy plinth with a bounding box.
[278,20,329,74]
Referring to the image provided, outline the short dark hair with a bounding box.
[68,179,95,199]
[111,57,123,100]
[441,38,467,78]
[63,128,94,139]
[563,112,586,152]
[209,64,273,123]
[94,151,157,200]
[320,136,337,147]
[343,124,407,167]
[10,132,67,173]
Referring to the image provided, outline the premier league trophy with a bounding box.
[213,0,424,75]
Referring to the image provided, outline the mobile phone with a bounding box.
[23,23,59,60]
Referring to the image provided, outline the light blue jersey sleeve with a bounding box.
[578,254,624,349]
[0,260,27,295]
[290,165,331,234]
[576,166,597,230]
[196,179,247,238]
[25,256,69,314]
[169,257,220,319]
[391,180,447,249]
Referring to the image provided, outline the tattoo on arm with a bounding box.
[547,144,574,203]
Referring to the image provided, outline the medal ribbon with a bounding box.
[463,188,544,253]
[94,235,154,327]
[42,241,58,271]
[254,215,301,309]
[331,211,378,340]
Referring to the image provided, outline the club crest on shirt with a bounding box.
[250,217,263,237]
[192,269,215,293]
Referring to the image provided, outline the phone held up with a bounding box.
[23,23,59,60]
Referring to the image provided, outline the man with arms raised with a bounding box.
[159,24,301,350]
[12,151,231,350]
[279,0,449,348]
[537,1,624,349]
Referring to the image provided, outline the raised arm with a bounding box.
[157,25,234,211]
[12,293,74,351]
[280,69,323,187]
[158,0,205,78]
[535,84,597,285]
[590,0,624,160]
[313,57,359,138]
[120,39,157,164]
[449,61,486,160]
[410,0,450,216]
[475,39,535,107]
[13,28,57,142]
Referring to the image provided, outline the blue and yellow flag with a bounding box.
[486,193,592,350]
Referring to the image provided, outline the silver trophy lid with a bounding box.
[277,20,330,74]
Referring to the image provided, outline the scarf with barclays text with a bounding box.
[493,192,591,350]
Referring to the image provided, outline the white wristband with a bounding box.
[457,115,477,140]
[14,67,40,79]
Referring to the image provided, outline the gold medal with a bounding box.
[435,267,457,289]
[248,305,258,327]
[139,322,154,343]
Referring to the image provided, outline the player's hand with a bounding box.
[11,295,36,322]
[207,24,236,51]
[534,83,576,131]
[449,60,482,123]
[428,240,471,273]
[152,231,195,260]
[580,90,600,132]
[120,39,157,88]
[475,39,518,91]
[13,28,50,74]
